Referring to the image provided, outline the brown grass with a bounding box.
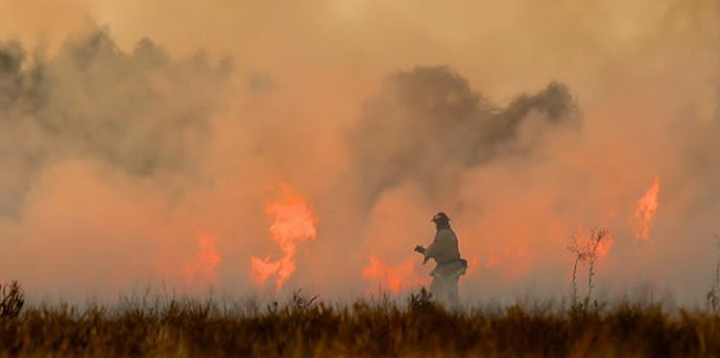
[0,285,719,357]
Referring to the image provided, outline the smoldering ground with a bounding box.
[0,0,718,304]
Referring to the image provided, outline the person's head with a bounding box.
[431,212,451,229]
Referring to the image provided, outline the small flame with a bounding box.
[250,186,317,290]
[249,256,280,286]
[632,177,660,240]
[362,256,429,294]
[183,232,221,287]
[597,235,613,258]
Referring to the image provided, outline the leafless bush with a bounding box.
[568,228,610,308]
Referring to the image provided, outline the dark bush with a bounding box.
[0,281,24,319]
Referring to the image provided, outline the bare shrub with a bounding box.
[568,228,610,308]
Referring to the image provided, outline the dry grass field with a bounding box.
[1,282,719,357]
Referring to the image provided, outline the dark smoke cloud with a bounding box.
[349,66,578,209]
[0,28,232,218]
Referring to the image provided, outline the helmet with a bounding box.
[431,212,450,224]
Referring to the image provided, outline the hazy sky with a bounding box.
[0,0,718,304]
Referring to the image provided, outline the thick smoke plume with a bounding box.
[350,66,578,210]
[0,28,230,217]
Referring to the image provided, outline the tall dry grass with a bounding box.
[0,284,718,357]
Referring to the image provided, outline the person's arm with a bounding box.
[414,245,431,264]
[416,236,440,264]
[424,238,439,259]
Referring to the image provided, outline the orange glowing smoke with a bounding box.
[250,186,318,290]
[362,256,429,294]
[482,250,529,280]
[182,232,222,287]
[596,233,613,258]
[632,177,660,240]
[573,226,614,259]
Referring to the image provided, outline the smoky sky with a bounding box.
[0,28,231,218]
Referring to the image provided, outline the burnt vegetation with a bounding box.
[0,283,718,357]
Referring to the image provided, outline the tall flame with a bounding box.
[250,186,317,290]
[362,256,429,294]
[182,232,222,287]
[632,177,660,240]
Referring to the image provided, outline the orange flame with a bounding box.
[632,177,660,240]
[182,232,221,287]
[362,256,429,294]
[597,234,613,258]
[250,186,317,290]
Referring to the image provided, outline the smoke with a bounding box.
[349,65,578,210]
[0,27,231,218]
[0,0,718,304]
[0,27,243,299]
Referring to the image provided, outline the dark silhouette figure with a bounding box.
[415,212,467,304]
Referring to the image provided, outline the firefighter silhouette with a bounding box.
[415,212,467,304]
